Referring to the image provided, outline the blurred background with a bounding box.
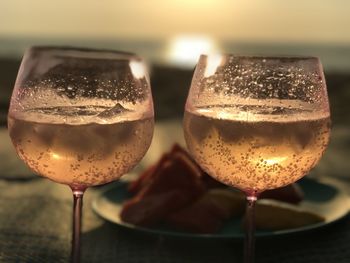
[1,0,349,175]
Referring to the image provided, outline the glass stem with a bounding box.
[244,195,257,263]
[71,189,85,263]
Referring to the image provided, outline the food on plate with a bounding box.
[120,144,206,226]
[166,189,245,233]
[254,199,325,230]
[120,144,323,233]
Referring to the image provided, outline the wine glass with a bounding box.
[183,55,331,263]
[7,46,154,262]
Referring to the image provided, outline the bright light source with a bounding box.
[167,35,219,67]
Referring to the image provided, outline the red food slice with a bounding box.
[120,190,190,226]
[166,201,224,234]
[166,188,245,234]
[121,144,206,227]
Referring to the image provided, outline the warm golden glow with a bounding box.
[1,1,350,45]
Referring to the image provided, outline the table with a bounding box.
[1,122,350,263]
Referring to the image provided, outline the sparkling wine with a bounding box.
[8,106,154,188]
[184,105,330,194]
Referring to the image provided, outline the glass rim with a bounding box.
[198,53,321,62]
[26,45,143,61]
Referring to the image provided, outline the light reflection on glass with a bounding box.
[51,153,61,160]
[264,156,288,165]
[204,54,223,77]
[129,60,146,79]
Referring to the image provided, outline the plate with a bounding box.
[92,178,350,238]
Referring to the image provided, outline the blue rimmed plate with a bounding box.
[92,177,350,238]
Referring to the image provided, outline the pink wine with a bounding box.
[8,106,153,188]
[184,105,330,194]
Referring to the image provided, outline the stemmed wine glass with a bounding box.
[8,46,154,262]
[183,55,331,263]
